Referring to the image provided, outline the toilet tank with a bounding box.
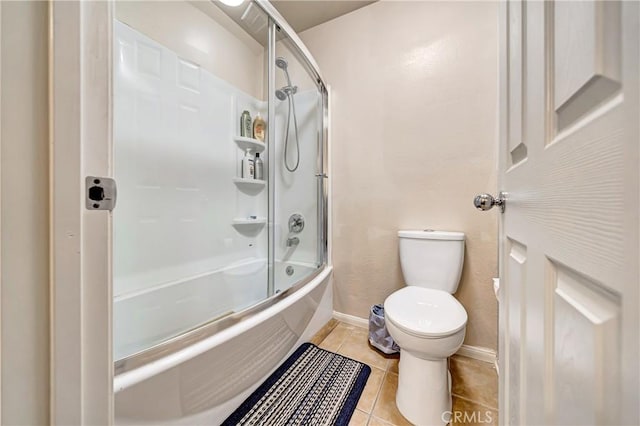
[398,230,465,293]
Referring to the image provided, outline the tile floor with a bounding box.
[311,320,498,426]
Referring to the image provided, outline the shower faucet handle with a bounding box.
[288,214,305,233]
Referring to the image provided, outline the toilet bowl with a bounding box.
[384,230,466,425]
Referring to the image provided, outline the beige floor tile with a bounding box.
[451,396,498,426]
[319,323,355,352]
[356,367,385,413]
[367,416,394,426]
[310,319,339,345]
[349,409,370,426]
[387,355,399,374]
[371,373,412,426]
[338,328,389,370]
[450,355,498,409]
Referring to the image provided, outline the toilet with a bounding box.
[384,230,467,425]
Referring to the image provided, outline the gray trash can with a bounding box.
[368,304,400,355]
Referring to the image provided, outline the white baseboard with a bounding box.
[456,345,497,364]
[332,311,497,364]
[332,311,368,328]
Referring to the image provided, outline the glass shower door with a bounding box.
[112,0,270,361]
[270,31,325,294]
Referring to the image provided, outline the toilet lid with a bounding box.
[384,287,467,338]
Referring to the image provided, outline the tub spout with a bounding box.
[286,237,300,247]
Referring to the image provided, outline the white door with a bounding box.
[496,1,639,425]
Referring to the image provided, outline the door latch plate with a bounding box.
[86,176,117,211]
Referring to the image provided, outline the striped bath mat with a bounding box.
[222,343,371,426]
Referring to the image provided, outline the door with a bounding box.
[497,1,639,425]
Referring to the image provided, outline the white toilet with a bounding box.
[384,230,467,425]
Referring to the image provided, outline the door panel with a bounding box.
[552,262,620,425]
[554,1,621,130]
[506,239,526,425]
[499,1,638,425]
[508,0,527,166]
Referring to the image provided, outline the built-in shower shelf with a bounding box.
[234,136,265,153]
[232,217,267,226]
[233,177,266,188]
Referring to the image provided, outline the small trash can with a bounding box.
[368,304,400,355]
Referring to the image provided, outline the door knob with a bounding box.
[474,192,506,213]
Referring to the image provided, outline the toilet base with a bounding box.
[396,350,451,425]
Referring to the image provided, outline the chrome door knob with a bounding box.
[474,192,506,213]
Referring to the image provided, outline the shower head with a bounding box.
[276,57,293,87]
[275,89,287,101]
[275,57,288,70]
[275,85,298,101]
[275,57,295,101]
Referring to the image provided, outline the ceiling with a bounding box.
[199,0,375,48]
[270,1,376,32]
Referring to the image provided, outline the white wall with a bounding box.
[0,2,50,424]
[113,21,270,358]
[114,21,267,298]
[300,1,499,350]
[116,1,265,100]
[273,90,321,277]
[273,40,323,290]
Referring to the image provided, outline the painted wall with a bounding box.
[300,1,499,350]
[0,1,50,423]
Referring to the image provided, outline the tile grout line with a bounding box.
[366,367,390,425]
[451,393,498,412]
[333,324,353,353]
[322,322,400,426]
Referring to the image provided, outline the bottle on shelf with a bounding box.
[240,110,252,137]
[254,152,264,180]
[253,114,266,142]
[241,148,254,179]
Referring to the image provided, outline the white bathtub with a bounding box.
[114,259,317,361]
[114,264,333,425]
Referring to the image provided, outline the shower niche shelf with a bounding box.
[233,177,266,188]
[234,136,265,153]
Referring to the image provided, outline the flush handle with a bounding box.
[474,192,506,213]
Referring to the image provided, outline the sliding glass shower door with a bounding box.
[270,31,326,294]
[112,0,327,365]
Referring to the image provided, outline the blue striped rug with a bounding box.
[222,343,371,426]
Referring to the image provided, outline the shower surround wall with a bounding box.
[273,89,321,290]
[300,1,499,350]
[272,39,324,291]
[113,15,268,359]
[115,1,264,99]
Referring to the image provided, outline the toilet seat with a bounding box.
[385,287,467,338]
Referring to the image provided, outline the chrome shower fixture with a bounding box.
[275,56,300,172]
[275,56,289,71]
[275,85,298,101]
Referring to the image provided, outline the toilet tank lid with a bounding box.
[398,230,465,241]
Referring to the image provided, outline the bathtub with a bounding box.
[114,263,333,425]
[114,259,317,361]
